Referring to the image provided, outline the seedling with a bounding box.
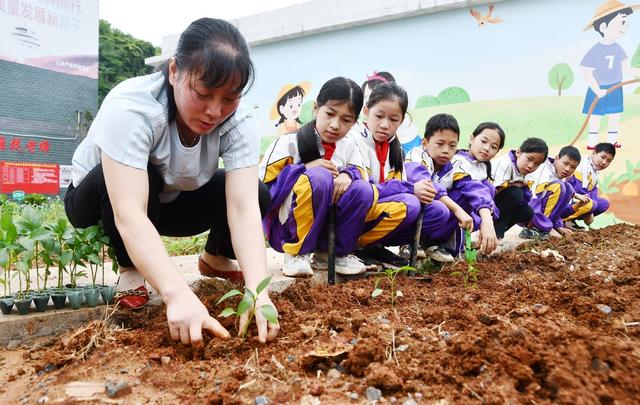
[371,266,414,307]
[217,275,279,339]
[450,229,479,288]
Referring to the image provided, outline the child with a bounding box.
[349,83,450,264]
[491,138,548,239]
[564,142,616,229]
[523,146,582,239]
[448,122,504,255]
[259,77,370,277]
[405,113,474,261]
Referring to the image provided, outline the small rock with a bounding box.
[532,304,549,315]
[255,395,269,405]
[349,338,358,345]
[7,340,21,350]
[104,380,131,398]
[327,368,341,379]
[390,397,397,403]
[415,393,423,399]
[287,355,295,362]
[215,379,223,386]
[37,397,48,404]
[596,304,612,315]
[349,392,358,400]
[402,400,417,405]
[366,386,383,402]
[300,395,321,405]
[120,368,129,374]
[43,364,56,373]
[478,314,496,326]
[439,330,452,341]
[309,384,324,396]
[200,371,207,379]
[160,356,171,365]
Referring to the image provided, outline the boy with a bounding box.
[580,1,640,149]
[522,146,582,239]
[563,142,616,230]
[404,113,474,261]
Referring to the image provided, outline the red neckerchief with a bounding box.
[375,140,390,182]
[321,141,336,161]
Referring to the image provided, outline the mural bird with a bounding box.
[470,4,504,26]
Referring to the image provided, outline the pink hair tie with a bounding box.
[366,71,387,82]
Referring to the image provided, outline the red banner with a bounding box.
[0,161,60,194]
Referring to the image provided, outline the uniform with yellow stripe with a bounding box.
[349,124,450,246]
[526,158,576,233]
[447,150,497,230]
[259,130,375,256]
[564,156,609,220]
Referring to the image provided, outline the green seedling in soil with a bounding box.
[371,266,415,307]
[96,224,117,286]
[0,209,21,297]
[48,218,73,289]
[217,275,279,339]
[450,229,479,288]
[16,206,53,293]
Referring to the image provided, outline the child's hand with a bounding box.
[414,179,437,204]
[305,159,339,177]
[332,173,352,203]
[454,208,474,232]
[574,194,590,206]
[478,221,497,255]
[509,181,526,188]
[557,227,573,236]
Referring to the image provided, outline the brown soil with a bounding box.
[1,224,640,404]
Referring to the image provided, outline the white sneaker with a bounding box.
[312,252,366,275]
[283,253,313,277]
[424,246,455,263]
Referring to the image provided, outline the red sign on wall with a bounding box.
[0,161,60,194]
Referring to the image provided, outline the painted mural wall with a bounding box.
[245,0,640,227]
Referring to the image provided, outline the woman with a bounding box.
[65,18,279,346]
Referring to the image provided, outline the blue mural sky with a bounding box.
[245,0,639,133]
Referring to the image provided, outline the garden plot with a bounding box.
[1,224,639,404]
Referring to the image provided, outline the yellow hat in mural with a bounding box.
[270,81,311,120]
[583,0,640,31]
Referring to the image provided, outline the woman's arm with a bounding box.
[226,165,280,343]
[102,153,230,346]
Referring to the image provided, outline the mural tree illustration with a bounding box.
[437,87,470,105]
[548,63,574,96]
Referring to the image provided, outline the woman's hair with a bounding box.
[161,18,255,122]
[297,77,363,163]
[275,86,305,127]
[519,137,549,160]
[361,71,396,93]
[366,82,408,174]
[472,122,505,149]
[471,122,506,181]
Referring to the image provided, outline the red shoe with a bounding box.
[586,145,596,151]
[114,285,149,310]
[613,142,622,148]
[198,256,244,283]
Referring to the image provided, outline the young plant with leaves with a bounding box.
[217,275,279,339]
[47,218,73,289]
[450,229,479,288]
[16,206,53,293]
[371,266,415,307]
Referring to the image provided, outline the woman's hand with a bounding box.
[454,208,474,232]
[305,159,339,177]
[238,293,280,343]
[414,179,437,204]
[333,172,352,203]
[165,287,230,346]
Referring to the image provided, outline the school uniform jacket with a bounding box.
[404,147,452,199]
[448,151,497,220]
[566,156,599,200]
[526,158,576,230]
[491,150,533,204]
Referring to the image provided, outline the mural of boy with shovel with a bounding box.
[580,1,640,150]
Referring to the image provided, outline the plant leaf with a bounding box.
[259,305,279,325]
[219,307,236,318]
[216,289,243,305]
[243,286,255,301]
[256,275,272,296]
[450,271,462,277]
[237,294,253,316]
[371,288,383,298]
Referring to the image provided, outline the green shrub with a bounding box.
[24,194,48,206]
[438,87,471,105]
[415,95,440,109]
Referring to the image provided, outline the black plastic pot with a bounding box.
[50,290,67,310]
[14,297,33,315]
[33,294,50,312]
[67,289,83,310]
[84,287,100,307]
[0,296,14,315]
[99,285,116,305]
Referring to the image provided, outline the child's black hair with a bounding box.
[558,145,581,162]
[471,122,506,181]
[361,71,396,93]
[366,82,408,175]
[275,86,305,127]
[594,142,616,157]
[519,137,549,160]
[297,77,363,163]
[424,113,460,140]
[594,7,634,37]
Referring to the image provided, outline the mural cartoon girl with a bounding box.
[259,77,371,277]
[270,82,310,135]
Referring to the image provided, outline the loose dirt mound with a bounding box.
[1,224,639,404]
